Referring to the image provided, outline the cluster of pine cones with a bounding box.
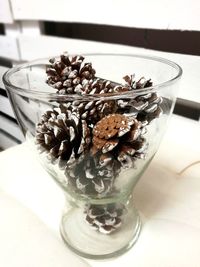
[36,52,163,234]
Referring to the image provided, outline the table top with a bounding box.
[0,114,200,267]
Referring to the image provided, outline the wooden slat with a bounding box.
[0,0,13,23]
[10,0,200,31]
[0,115,24,141]
[18,35,200,103]
[0,131,18,149]
[0,95,15,118]
[0,36,19,60]
[0,24,4,34]
[18,35,122,59]
[174,98,200,121]
[44,22,200,57]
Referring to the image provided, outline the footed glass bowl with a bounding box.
[3,53,182,259]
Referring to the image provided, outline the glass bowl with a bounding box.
[3,53,182,259]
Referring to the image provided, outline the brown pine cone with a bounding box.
[65,154,121,196]
[83,78,130,94]
[35,105,91,167]
[61,79,122,125]
[123,74,153,89]
[46,53,96,94]
[84,203,125,234]
[119,75,163,124]
[135,92,163,124]
[92,114,147,169]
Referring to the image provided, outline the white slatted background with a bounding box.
[0,0,13,23]
[9,0,200,31]
[0,0,200,149]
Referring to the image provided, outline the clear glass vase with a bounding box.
[3,53,182,259]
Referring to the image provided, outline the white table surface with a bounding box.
[0,114,200,267]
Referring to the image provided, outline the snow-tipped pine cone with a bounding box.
[118,75,163,124]
[35,105,91,167]
[46,53,96,94]
[65,113,147,196]
[135,92,163,124]
[65,154,121,196]
[84,203,125,234]
[62,79,122,125]
[91,114,147,169]
[123,74,153,89]
[80,77,131,95]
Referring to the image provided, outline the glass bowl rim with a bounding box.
[2,53,183,101]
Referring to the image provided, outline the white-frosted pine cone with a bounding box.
[35,105,91,166]
[84,203,125,234]
[117,75,163,124]
[65,154,121,196]
[92,114,148,169]
[46,53,96,94]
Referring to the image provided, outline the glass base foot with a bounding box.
[60,202,142,259]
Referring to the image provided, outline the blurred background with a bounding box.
[0,0,200,150]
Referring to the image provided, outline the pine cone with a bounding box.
[46,53,96,94]
[35,105,91,167]
[61,79,121,125]
[123,74,153,89]
[92,114,147,169]
[135,92,163,124]
[65,154,121,196]
[73,77,116,95]
[84,203,125,234]
[119,75,163,124]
